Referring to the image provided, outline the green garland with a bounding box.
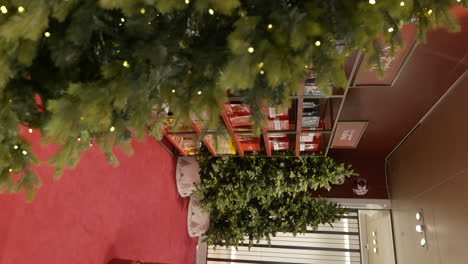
[197,156,357,247]
[0,0,464,200]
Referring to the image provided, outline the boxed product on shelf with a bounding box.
[237,135,261,152]
[241,141,261,152]
[300,142,319,151]
[300,133,316,142]
[303,99,320,109]
[302,108,320,117]
[269,137,289,151]
[237,134,256,141]
[264,107,289,118]
[268,133,288,138]
[304,83,325,96]
[204,135,236,155]
[267,118,289,131]
[302,116,320,128]
[224,104,251,116]
[168,135,201,155]
[229,115,252,127]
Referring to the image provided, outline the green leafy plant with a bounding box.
[197,156,357,247]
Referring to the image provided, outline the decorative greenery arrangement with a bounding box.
[197,156,357,247]
[0,0,464,200]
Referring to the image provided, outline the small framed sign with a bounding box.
[353,24,418,87]
[331,121,368,149]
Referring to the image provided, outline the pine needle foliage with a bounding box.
[0,0,464,200]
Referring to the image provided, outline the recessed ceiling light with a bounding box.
[416,225,423,233]
[416,212,422,221]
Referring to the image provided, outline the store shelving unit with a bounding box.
[160,52,362,157]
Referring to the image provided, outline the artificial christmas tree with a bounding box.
[0,0,464,200]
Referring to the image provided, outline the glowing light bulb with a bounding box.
[373,248,377,253]
[18,6,25,13]
[185,0,190,4]
[315,40,321,47]
[13,145,19,150]
[28,128,33,133]
[267,24,273,29]
[373,239,377,245]
[427,9,433,15]
[44,32,51,38]
[260,70,265,75]
[140,8,146,14]
[372,232,376,237]
[197,90,202,95]
[416,212,422,220]
[123,61,130,68]
[120,17,125,22]
[1,6,8,14]
[110,126,115,132]
[208,9,214,15]
[77,138,81,142]
[369,0,376,4]
[258,62,264,68]
[416,225,423,233]
[400,1,405,6]
[388,27,394,32]
[22,150,28,155]
[420,238,426,246]
[172,89,176,93]
[248,47,254,53]
[9,168,13,172]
